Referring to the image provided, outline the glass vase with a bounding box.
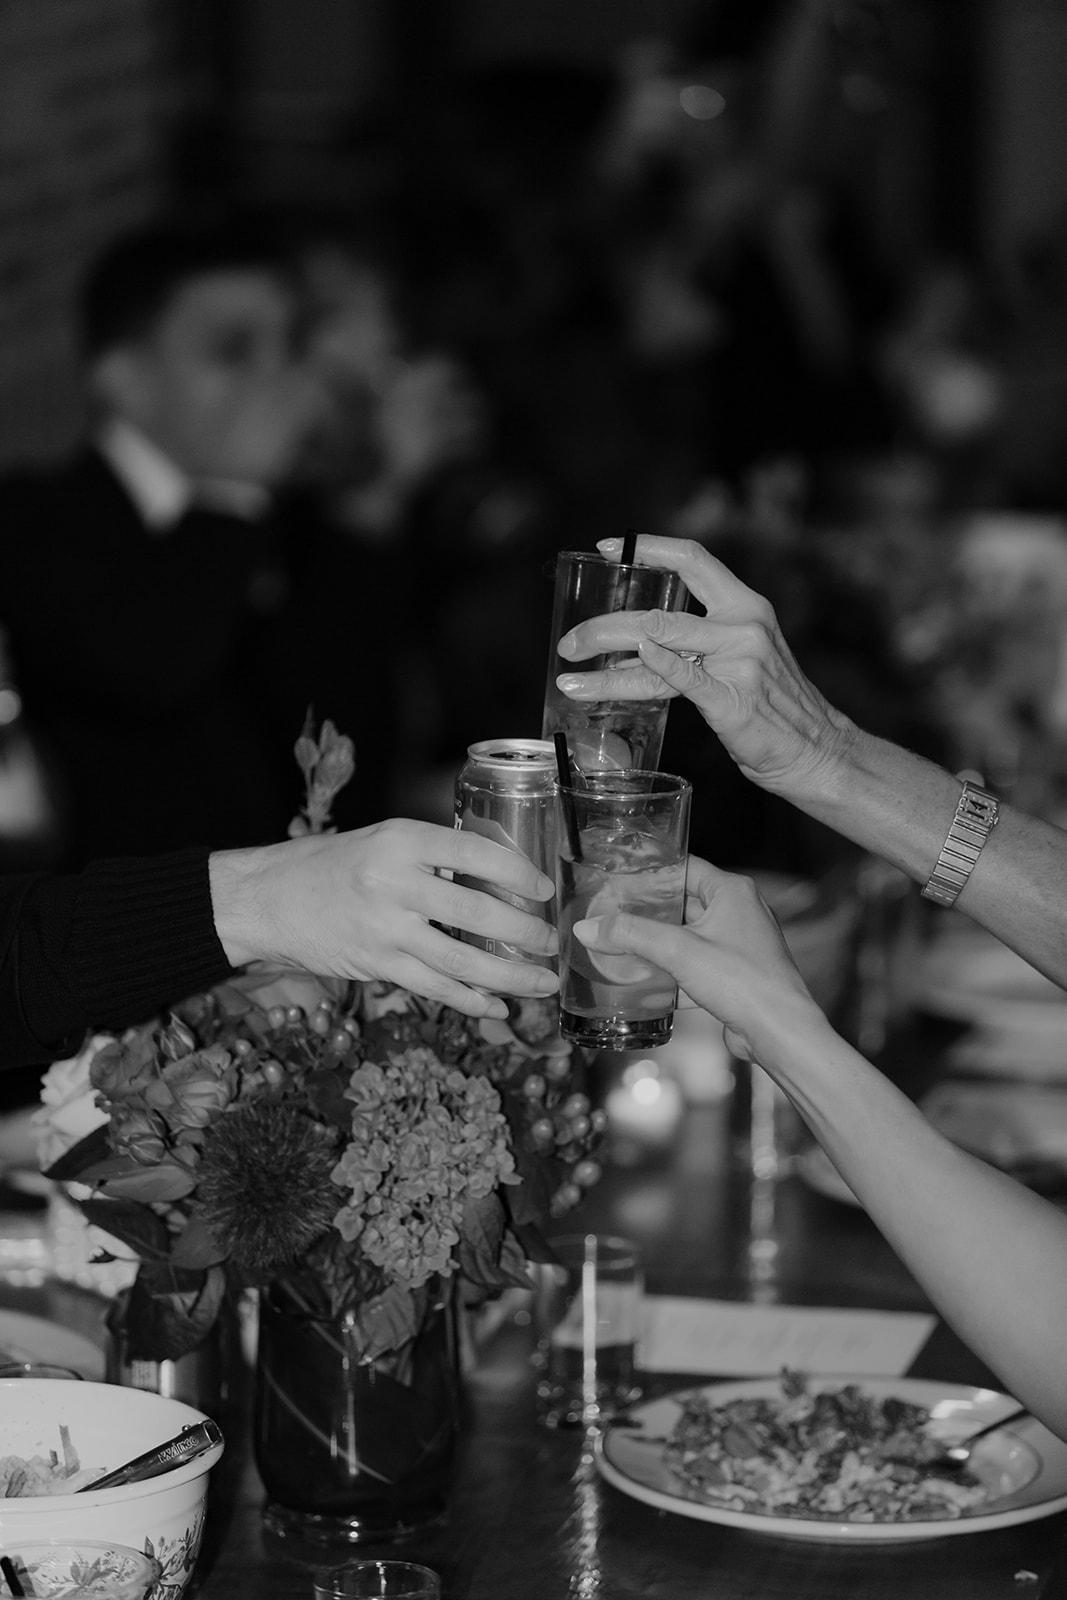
[254,1282,462,1546]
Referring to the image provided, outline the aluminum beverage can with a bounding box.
[454,737,558,964]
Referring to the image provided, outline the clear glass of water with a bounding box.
[542,550,689,772]
[555,769,691,1049]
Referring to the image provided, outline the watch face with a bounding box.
[959,784,999,832]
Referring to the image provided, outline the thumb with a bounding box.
[572,910,659,957]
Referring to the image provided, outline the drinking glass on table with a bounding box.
[312,1561,441,1599]
[534,1233,643,1428]
[555,769,691,1050]
[542,549,689,772]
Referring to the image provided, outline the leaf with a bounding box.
[96,1164,198,1204]
[122,1262,228,1362]
[455,1193,508,1289]
[506,1218,558,1267]
[169,1208,228,1270]
[42,1123,111,1182]
[348,1282,425,1363]
[77,1197,173,1261]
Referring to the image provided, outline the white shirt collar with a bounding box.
[97,418,192,533]
[96,418,272,534]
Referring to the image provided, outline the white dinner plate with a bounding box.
[596,1377,1067,1541]
[0,1309,106,1380]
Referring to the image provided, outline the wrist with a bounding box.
[741,987,838,1079]
[209,845,277,967]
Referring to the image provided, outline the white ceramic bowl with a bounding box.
[0,1380,225,1600]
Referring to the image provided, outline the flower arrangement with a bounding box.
[37,720,603,1365]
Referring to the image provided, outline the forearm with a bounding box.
[791,726,1067,986]
[759,1009,1067,1436]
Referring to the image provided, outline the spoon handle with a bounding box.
[946,1402,1030,1461]
[78,1419,222,1491]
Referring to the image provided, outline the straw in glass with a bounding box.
[610,527,639,612]
[553,732,583,863]
[1,1555,25,1598]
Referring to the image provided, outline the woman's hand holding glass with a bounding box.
[573,854,826,1071]
[554,533,857,807]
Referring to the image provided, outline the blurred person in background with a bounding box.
[0,214,324,869]
[275,211,556,823]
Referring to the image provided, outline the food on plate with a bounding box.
[663,1370,990,1522]
[0,1426,105,1496]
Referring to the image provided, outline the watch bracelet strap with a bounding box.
[921,779,1000,908]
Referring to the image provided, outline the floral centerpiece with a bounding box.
[37,719,602,1543]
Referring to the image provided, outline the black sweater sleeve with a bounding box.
[0,851,236,1069]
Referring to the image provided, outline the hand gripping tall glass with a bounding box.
[555,768,691,1050]
[542,549,689,772]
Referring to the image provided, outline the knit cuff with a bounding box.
[21,850,234,1050]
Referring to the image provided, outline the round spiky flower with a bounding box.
[197,1102,339,1274]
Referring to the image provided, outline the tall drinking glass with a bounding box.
[542,550,689,772]
[555,770,691,1049]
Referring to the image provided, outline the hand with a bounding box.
[209,819,559,1020]
[573,854,823,1064]
[554,533,856,804]
[377,354,487,490]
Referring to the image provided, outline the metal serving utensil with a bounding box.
[924,1403,1031,1473]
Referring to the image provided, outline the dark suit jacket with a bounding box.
[0,450,294,865]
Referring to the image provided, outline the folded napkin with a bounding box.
[641,1296,935,1377]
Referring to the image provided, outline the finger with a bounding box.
[383,953,512,1020]
[418,923,560,997]
[440,878,560,959]
[556,662,681,703]
[683,854,727,903]
[430,825,556,902]
[574,910,705,996]
[597,534,768,617]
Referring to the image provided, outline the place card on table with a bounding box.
[641,1296,936,1377]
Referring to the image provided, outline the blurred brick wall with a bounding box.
[0,0,181,470]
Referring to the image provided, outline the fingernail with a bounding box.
[556,674,582,692]
[573,917,598,943]
[598,538,621,552]
[557,631,577,658]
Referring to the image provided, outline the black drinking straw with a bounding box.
[611,527,639,612]
[1,1555,26,1597]
[553,731,583,862]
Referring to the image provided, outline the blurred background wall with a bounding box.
[0,0,1064,472]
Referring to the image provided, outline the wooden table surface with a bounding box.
[190,1052,1067,1600]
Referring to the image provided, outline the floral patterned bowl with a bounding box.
[2,1541,160,1598]
[0,1381,224,1600]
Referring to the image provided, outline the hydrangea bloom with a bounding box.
[331,1048,518,1288]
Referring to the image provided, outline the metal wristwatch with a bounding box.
[920,779,1000,908]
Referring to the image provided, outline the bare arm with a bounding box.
[574,858,1067,1438]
